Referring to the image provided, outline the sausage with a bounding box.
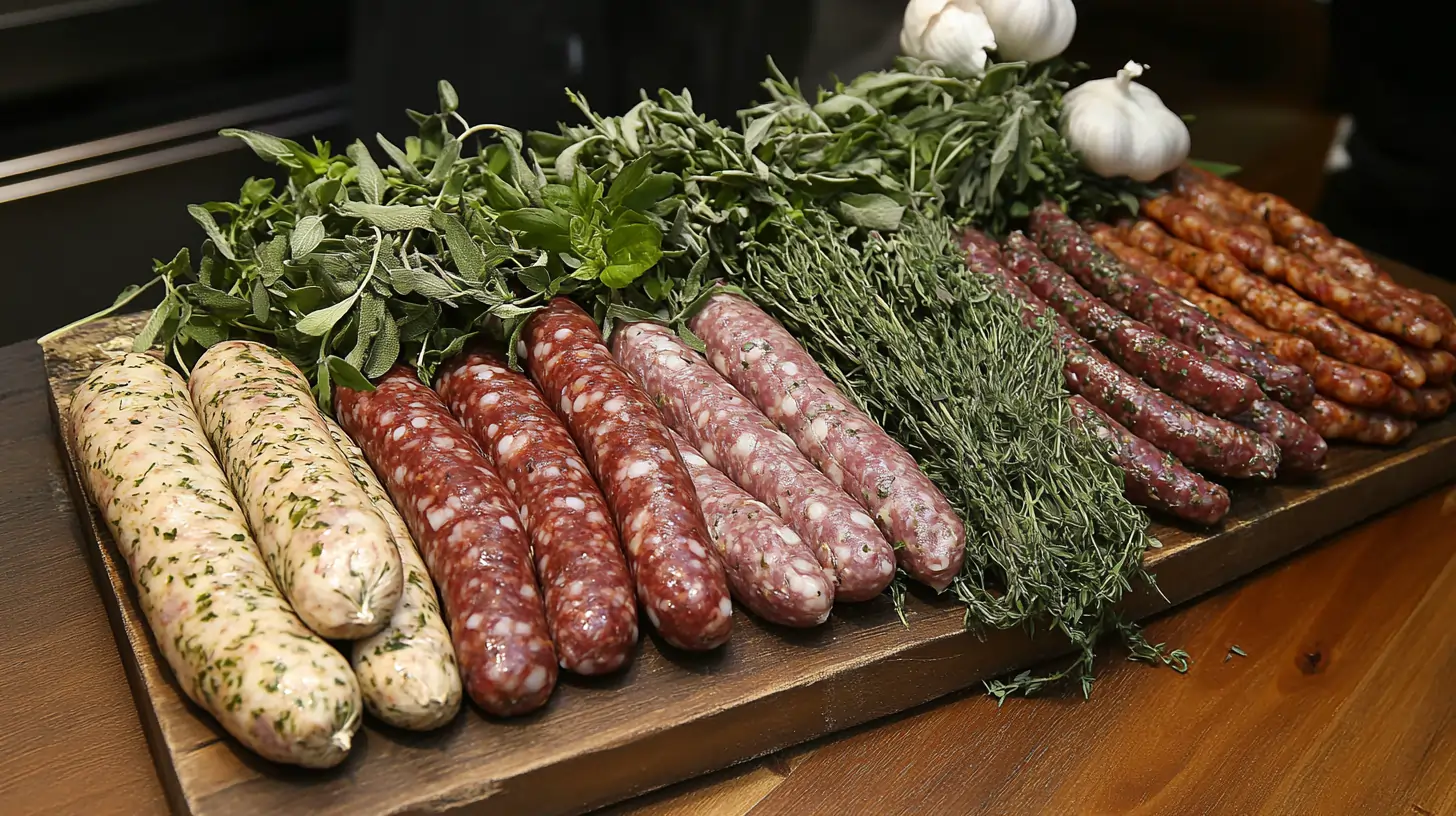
[1301,398,1417,446]
[324,416,462,731]
[689,292,967,591]
[1087,223,1201,294]
[1119,219,1419,386]
[70,354,360,767]
[1066,395,1231,525]
[188,340,402,640]
[522,298,733,651]
[1384,385,1453,420]
[1167,166,1274,242]
[1177,287,1320,369]
[1406,346,1456,386]
[335,366,557,716]
[435,348,638,675]
[964,231,1281,479]
[1031,204,1313,409]
[1231,400,1328,474]
[1183,164,1456,347]
[1144,194,1439,361]
[670,431,835,627]
[611,321,894,602]
[1002,231,1264,418]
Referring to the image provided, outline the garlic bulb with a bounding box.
[979,0,1076,64]
[1061,61,1190,182]
[900,0,997,77]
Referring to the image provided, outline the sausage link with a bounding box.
[1067,395,1230,525]
[612,322,894,601]
[1167,166,1274,242]
[1230,399,1327,474]
[1002,231,1264,418]
[71,354,360,767]
[689,292,967,591]
[335,367,557,716]
[1301,398,1417,446]
[436,348,638,676]
[1088,223,1201,294]
[1119,219,1420,387]
[669,431,835,627]
[963,231,1281,479]
[522,298,733,651]
[1384,385,1454,420]
[189,340,402,639]
[1145,195,1439,361]
[1031,204,1313,409]
[1406,346,1456,386]
[324,417,462,731]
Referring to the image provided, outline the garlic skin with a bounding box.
[980,0,1076,64]
[900,0,997,77]
[1061,61,1191,182]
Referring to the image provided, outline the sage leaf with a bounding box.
[437,80,459,114]
[554,135,602,183]
[431,211,488,281]
[184,284,251,317]
[364,312,400,378]
[220,128,293,165]
[347,141,385,205]
[837,193,905,232]
[256,235,288,284]
[675,323,708,353]
[376,133,424,183]
[250,279,270,323]
[327,355,375,392]
[427,138,461,186]
[340,202,435,232]
[290,215,325,258]
[132,295,178,352]
[295,296,356,336]
[187,205,237,261]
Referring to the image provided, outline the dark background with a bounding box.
[0,0,1346,345]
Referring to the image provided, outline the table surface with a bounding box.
[2,331,1454,816]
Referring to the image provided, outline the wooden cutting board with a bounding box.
[41,265,1456,815]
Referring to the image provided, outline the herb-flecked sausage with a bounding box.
[189,340,402,640]
[670,431,835,627]
[611,321,894,602]
[1301,398,1417,446]
[1231,399,1327,474]
[964,230,1281,479]
[689,292,967,591]
[1002,231,1264,418]
[323,416,462,731]
[522,298,733,651]
[335,366,558,716]
[70,354,361,767]
[1067,395,1231,525]
[436,347,638,675]
[1031,204,1313,409]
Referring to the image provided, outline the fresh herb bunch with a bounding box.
[117,81,675,411]
[535,61,1170,694]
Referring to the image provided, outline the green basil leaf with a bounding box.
[600,222,662,288]
[180,319,228,348]
[295,296,357,336]
[518,258,552,293]
[187,205,237,261]
[340,202,435,232]
[605,155,652,209]
[496,208,572,254]
[622,173,676,212]
[290,215,325,258]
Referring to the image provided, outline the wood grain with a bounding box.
[35,257,1456,816]
[629,483,1456,816]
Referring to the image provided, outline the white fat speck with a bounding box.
[663,354,687,371]
[434,435,456,450]
[515,620,534,635]
[781,361,799,376]
[545,466,563,479]
[534,342,552,359]
[745,345,765,364]
[806,501,828,521]
[380,410,396,424]
[475,368,494,381]
[731,432,758,459]
[587,510,606,524]
[603,396,626,413]
[466,612,485,630]
[426,505,456,531]
[481,392,501,406]
[573,394,589,413]
[468,577,482,591]
[791,558,821,574]
[687,541,708,559]
[392,465,408,483]
[415,496,431,511]
[520,583,537,599]
[627,532,643,555]
[491,618,514,636]
[787,570,820,599]
[851,511,874,527]
[775,526,802,545]
[554,328,572,341]
[781,396,798,417]
[487,423,499,437]
[589,391,605,404]
[411,416,429,428]
[681,450,707,468]
[564,495,587,511]
[627,460,653,478]
[561,394,574,415]
[750,461,764,475]
[392,426,407,441]
[500,515,519,531]
[824,461,845,486]
[575,658,595,673]
[568,580,586,597]
[645,607,660,627]
[497,435,515,455]
[809,417,830,444]
[877,558,895,577]
[718,597,733,617]
[696,410,711,427]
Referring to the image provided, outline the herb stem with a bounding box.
[39,276,161,345]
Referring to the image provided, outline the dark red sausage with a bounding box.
[964,230,1281,480]
[436,348,638,676]
[1067,395,1230,525]
[1002,231,1265,418]
[521,298,733,651]
[1230,400,1327,474]
[335,366,557,716]
[1033,205,1314,409]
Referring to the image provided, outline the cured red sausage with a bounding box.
[1167,166,1274,242]
[1067,395,1230,525]
[669,431,835,627]
[1231,400,1327,474]
[1002,231,1264,418]
[964,230,1281,480]
[612,321,894,601]
[1031,205,1313,409]
[522,298,733,651]
[436,348,638,676]
[1301,398,1417,446]
[689,292,967,591]
[335,366,557,716]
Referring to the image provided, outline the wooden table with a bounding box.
[2,330,1453,816]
